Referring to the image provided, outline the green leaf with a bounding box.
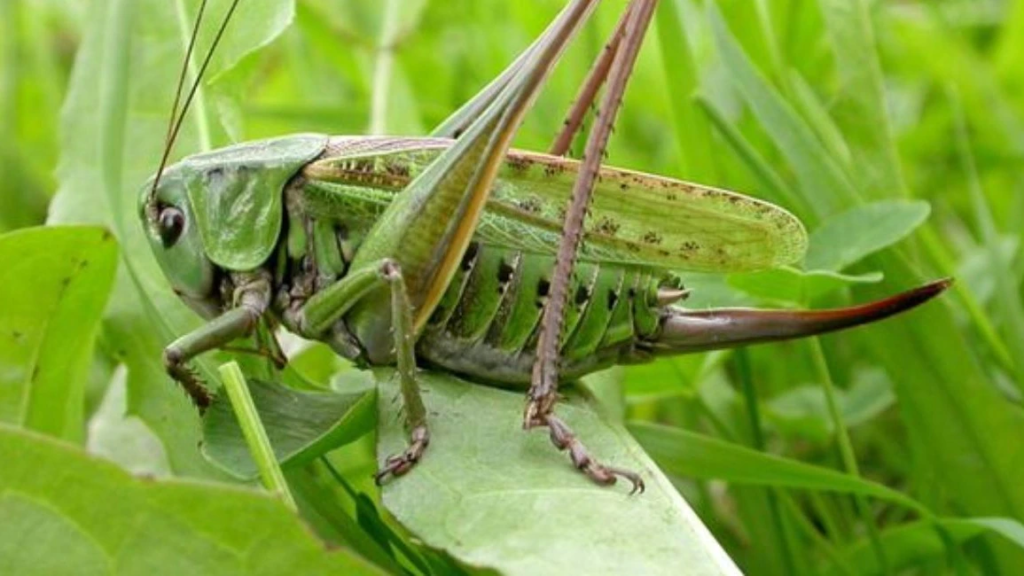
[627,421,924,512]
[49,0,295,477]
[728,267,883,305]
[817,0,908,199]
[707,3,859,218]
[765,369,895,442]
[656,0,718,181]
[827,517,1024,576]
[377,370,741,576]
[806,200,931,271]
[0,424,383,575]
[203,376,375,479]
[0,226,117,442]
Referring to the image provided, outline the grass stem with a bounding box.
[808,337,889,575]
[219,361,296,512]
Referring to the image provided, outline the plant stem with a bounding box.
[369,0,401,135]
[780,493,856,576]
[219,361,296,512]
[735,348,799,575]
[808,337,889,575]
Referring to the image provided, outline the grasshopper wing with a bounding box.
[479,150,808,273]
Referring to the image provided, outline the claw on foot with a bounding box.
[374,425,430,485]
[583,462,645,495]
[543,413,645,494]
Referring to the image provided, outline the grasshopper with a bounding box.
[140,0,948,493]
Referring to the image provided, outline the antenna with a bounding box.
[147,0,242,212]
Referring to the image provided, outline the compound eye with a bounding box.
[157,206,186,247]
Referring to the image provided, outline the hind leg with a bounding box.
[527,0,656,492]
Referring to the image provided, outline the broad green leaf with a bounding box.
[0,424,383,575]
[49,0,295,476]
[202,376,375,479]
[0,226,116,442]
[806,200,931,271]
[728,267,882,305]
[377,370,741,576]
[286,468,419,575]
[627,421,923,512]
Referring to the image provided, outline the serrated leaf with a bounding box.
[0,424,383,575]
[806,200,931,271]
[377,370,740,576]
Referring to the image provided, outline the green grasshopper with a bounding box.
[140,0,948,492]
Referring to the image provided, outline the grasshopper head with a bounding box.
[140,163,221,319]
[139,136,329,318]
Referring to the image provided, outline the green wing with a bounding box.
[478,150,807,273]
[306,137,807,273]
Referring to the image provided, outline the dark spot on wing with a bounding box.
[594,217,620,236]
[517,196,543,214]
[507,155,533,172]
[641,231,663,245]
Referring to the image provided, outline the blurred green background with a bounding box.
[4,0,1024,574]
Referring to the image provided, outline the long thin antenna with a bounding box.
[165,0,210,152]
[147,0,241,208]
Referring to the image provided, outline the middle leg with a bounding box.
[290,259,429,483]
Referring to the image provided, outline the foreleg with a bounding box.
[163,275,271,410]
